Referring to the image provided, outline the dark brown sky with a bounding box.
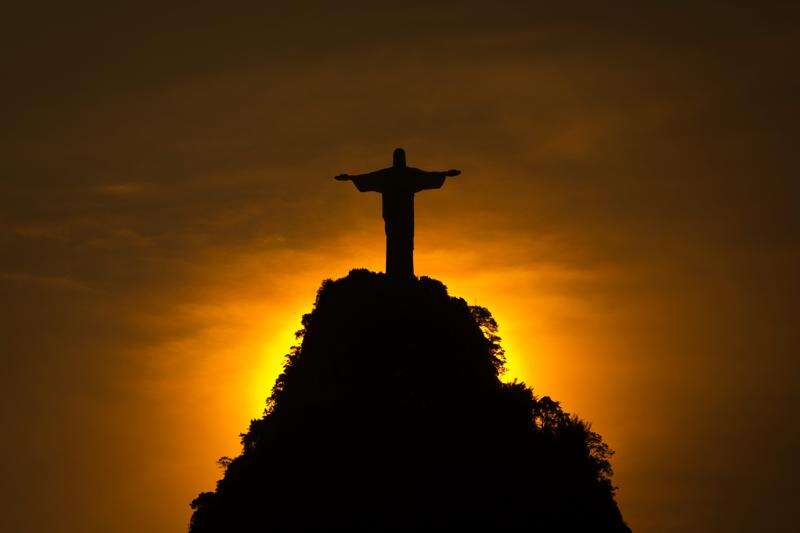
[2,2,799,532]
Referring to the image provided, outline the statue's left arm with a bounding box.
[412,168,460,192]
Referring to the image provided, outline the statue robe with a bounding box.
[349,168,448,278]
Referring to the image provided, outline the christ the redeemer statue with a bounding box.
[335,148,460,279]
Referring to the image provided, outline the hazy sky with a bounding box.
[2,2,799,532]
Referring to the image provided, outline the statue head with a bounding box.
[393,148,407,168]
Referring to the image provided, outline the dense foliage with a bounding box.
[190,270,629,532]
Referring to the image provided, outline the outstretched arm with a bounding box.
[412,168,461,192]
[334,169,386,180]
[333,168,389,192]
[417,168,461,179]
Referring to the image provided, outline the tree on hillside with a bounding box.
[190,270,630,532]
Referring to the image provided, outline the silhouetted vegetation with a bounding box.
[190,270,630,532]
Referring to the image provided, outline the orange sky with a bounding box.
[2,3,799,532]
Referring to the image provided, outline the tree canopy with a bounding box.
[190,270,630,532]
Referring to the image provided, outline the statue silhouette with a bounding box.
[335,148,460,278]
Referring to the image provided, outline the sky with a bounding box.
[1,2,799,532]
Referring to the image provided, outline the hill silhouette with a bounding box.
[190,270,630,532]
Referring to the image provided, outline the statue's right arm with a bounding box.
[334,169,387,192]
[334,170,382,181]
